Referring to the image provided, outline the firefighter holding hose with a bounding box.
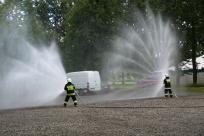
[64,78,78,107]
[163,74,173,98]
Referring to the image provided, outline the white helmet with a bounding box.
[165,74,169,77]
[67,78,72,82]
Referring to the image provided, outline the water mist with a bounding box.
[0,29,66,109]
[104,6,179,100]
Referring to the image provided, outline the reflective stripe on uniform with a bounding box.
[166,79,170,83]
[74,100,77,103]
[163,80,171,84]
[67,85,74,90]
[165,88,171,89]
[66,93,76,96]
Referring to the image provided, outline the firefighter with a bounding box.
[163,74,173,98]
[64,78,78,107]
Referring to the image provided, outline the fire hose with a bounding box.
[172,87,179,98]
[74,91,204,109]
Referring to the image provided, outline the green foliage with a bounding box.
[0,0,204,84]
[0,0,57,46]
[35,0,71,39]
[62,0,123,72]
[147,0,204,84]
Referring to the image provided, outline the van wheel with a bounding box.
[78,90,84,96]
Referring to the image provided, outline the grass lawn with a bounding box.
[109,82,204,93]
[109,82,137,89]
[175,86,204,93]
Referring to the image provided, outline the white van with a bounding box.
[66,71,101,95]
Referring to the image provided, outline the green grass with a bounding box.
[109,82,136,89]
[109,82,204,93]
[175,86,204,93]
[185,84,204,87]
[186,84,204,93]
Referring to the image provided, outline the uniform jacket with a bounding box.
[64,82,75,95]
[163,77,171,88]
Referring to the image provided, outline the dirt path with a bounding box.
[0,93,204,136]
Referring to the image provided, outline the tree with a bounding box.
[175,0,204,84]
[62,0,123,74]
[34,0,71,42]
[0,0,57,46]
[149,0,204,85]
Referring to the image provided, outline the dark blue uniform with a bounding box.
[163,76,173,98]
[64,82,78,107]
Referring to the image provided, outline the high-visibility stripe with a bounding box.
[164,79,171,83]
[166,79,170,83]
[67,85,74,90]
[67,93,75,96]
[165,88,171,89]
[64,102,67,104]
[74,100,77,103]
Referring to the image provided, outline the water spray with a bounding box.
[105,6,180,100]
[0,29,66,110]
[0,5,182,110]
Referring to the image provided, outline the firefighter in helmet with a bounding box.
[64,78,78,107]
[163,74,173,98]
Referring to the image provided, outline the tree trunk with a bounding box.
[122,70,124,85]
[191,3,197,85]
[175,60,180,86]
[112,70,115,85]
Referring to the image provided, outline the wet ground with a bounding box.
[0,92,204,136]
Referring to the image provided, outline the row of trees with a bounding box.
[0,0,204,84]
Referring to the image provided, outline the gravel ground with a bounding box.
[0,93,204,136]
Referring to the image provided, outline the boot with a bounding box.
[164,95,168,98]
[74,103,78,107]
[64,103,67,107]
